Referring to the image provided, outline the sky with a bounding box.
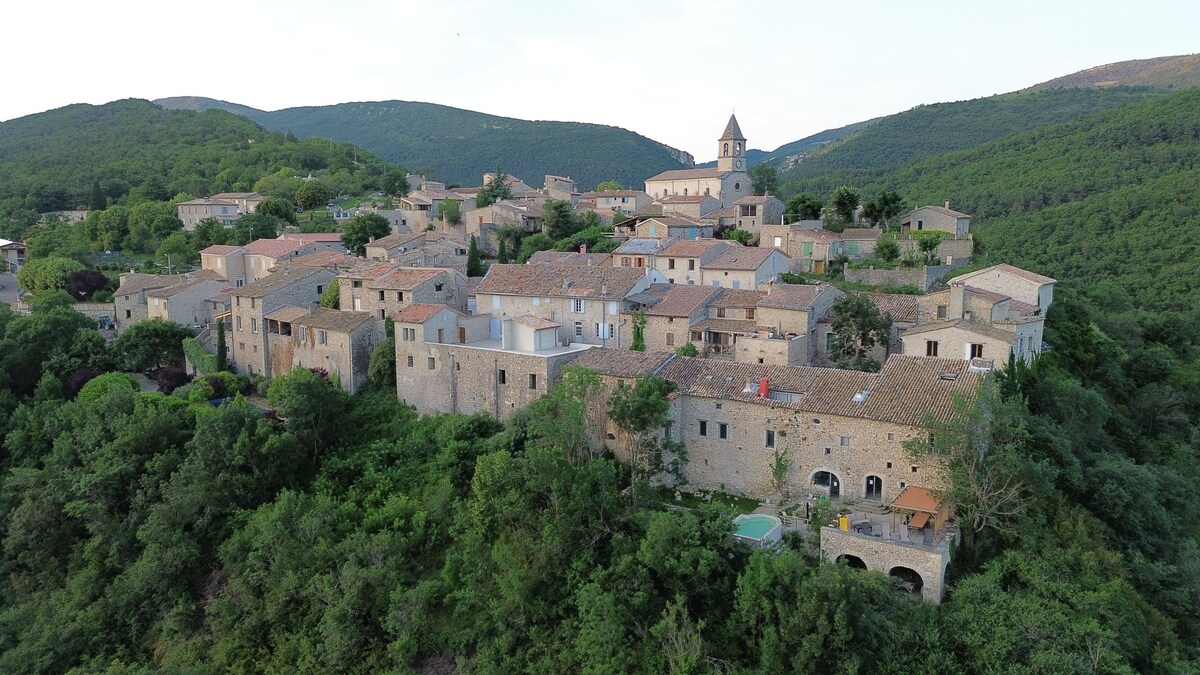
[3,0,1198,162]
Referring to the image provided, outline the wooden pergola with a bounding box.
[890,486,950,535]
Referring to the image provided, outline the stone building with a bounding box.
[339,261,467,318]
[644,115,754,208]
[363,231,471,272]
[474,263,649,348]
[701,246,790,290]
[657,194,721,220]
[899,202,971,235]
[229,265,336,377]
[839,228,881,260]
[652,239,736,285]
[640,284,721,353]
[265,307,381,394]
[815,292,917,367]
[462,200,543,253]
[755,282,844,363]
[114,273,184,332]
[144,270,227,328]
[580,189,651,214]
[393,303,593,421]
[730,195,785,234]
[760,226,844,274]
[629,215,713,240]
[177,198,240,230]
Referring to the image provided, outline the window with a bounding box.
[378,290,385,301]
[317,285,323,295]
[238,342,245,351]
[824,447,831,455]
[969,343,985,359]
[528,373,537,389]
[572,299,585,313]
[773,236,782,248]
[716,307,726,318]
[926,340,939,357]
[936,304,948,320]
[668,258,676,270]
[917,220,924,230]
[498,369,507,384]
[250,298,256,309]
[250,318,257,334]
[125,310,131,318]
[236,297,241,307]
[318,330,328,345]
[622,256,631,267]
[825,332,835,352]
[352,280,363,288]
[397,291,404,301]
[435,283,443,292]
[299,326,308,341]
[574,321,583,337]
[688,259,695,271]
[427,357,435,370]
[746,308,755,320]
[765,430,775,448]
[666,332,675,346]
[699,420,708,436]
[911,466,919,473]
[406,355,414,367]
[887,433,895,441]
[887,462,893,469]
[715,403,722,410]
[718,423,728,440]
[732,280,741,289]
[840,436,850,447]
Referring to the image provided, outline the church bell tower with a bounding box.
[716,114,746,173]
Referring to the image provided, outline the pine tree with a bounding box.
[215,319,228,371]
[467,234,484,276]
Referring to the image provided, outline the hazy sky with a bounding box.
[4,1,1197,161]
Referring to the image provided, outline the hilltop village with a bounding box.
[56,116,1055,602]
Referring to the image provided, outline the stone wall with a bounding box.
[820,526,956,603]
[895,235,974,264]
[843,261,970,292]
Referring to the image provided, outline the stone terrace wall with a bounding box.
[821,526,955,603]
[844,261,970,292]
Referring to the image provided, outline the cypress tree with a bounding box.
[497,237,509,265]
[467,234,483,276]
[215,319,228,371]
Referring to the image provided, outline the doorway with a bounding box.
[865,475,882,501]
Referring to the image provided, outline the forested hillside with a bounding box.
[155,97,690,190]
[776,87,1165,190]
[1028,53,1200,91]
[0,99,394,236]
[786,87,1200,313]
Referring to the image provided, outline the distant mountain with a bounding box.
[1027,54,1200,91]
[695,118,883,170]
[0,99,391,215]
[154,97,692,190]
[777,86,1167,196]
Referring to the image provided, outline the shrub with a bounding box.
[64,368,104,399]
[156,367,190,394]
[77,372,139,403]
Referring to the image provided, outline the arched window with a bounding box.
[683,188,688,196]
[704,187,710,196]
[723,142,729,156]
[735,142,741,154]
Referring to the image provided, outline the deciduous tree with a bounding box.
[340,213,391,256]
[830,293,892,371]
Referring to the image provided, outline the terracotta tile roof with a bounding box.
[904,205,970,219]
[659,195,708,204]
[642,215,706,228]
[527,251,613,266]
[626,283,673,309]
[177,197,236,206]
[144,270,224,297]
[864,293,918,323]
[659,239,732,258]
[646,285,721,317]
[200,244,243,255]
[368,231,425,250]
[265,306,312,322]
[242,238,303,258]
[234,265,326,299]
[955,263,1056,285]
[278,232,342,244]
[476,264,645,300]
[794,229,842,242]
[614,238,671,255]
[901,318,1014,342]
[293,308,375,333]
[1008,299,1039,316]
[711,288,766,307]
[645,168,726,181]
[840,228,880,240]
[961,285,1010,303]
[693,317,756,334]
[116,273,183,296]
[568,349,675,379]
[705,206,737,219]
[210,192,262,200]
[394,303,452,324]
[758,283,832,311]
[891,486,943,513]
[703,247,781,270]
[581,190,644,198]
[514,315,560,330]
[660,354,980,426]
[733,195,780,205]
[369,267,445,291]
[287,251,358,269]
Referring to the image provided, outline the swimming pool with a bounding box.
[733,514,783,546]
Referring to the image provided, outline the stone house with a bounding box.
[462,200,543,253]
[0,238,26,272]
[839,229,881,259]
[613,238,673,272]
[145,270,228,328]
[644,115,753,208]
[641,284,722,353]
[200,238,338,286]
[210,192,266,214]
[199,244,248,286]
[908,274,1048,365]
[339,261,466,318]
[543,175,580,203]
[691,288,765,355]
[265,307,381,394]
[177,198,240,230]
[755,283,844,363]
[229,265,336,377]
[527,250,613,267]
[630,215,713,240]
[899,202,971,236]
[760,226,844,274]
[731,195,785,234]
[951,263,1055,314]
[701,246,790,290]
[815,292,917,367]
[657,195,721,220]
[474,263,649,348]
[581,189,651,214]
[363,231,471,272]
[653,239,736,285]
[114,273,184,332]
[393,303,592,421]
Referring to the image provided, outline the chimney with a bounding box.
[944,200,951,209]
[758,377,769,398]
[580,243,587,255]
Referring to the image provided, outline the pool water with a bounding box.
[735,514,780,540]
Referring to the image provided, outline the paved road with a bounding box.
[0,272,19,308]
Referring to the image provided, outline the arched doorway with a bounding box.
[811,470,841,499]
[865,475,883,501]
[889,566,923,597]
[837,554,867,570]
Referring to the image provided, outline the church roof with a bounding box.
[720,114,745,141]
[645,168,728,182]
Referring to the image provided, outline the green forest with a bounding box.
[157,97,689,190]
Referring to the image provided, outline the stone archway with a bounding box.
[865,475,883,501]
[837,554,867,570]
[811,470,841,499]
[889,566,924,598]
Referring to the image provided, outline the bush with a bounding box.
[77,372,139,403]
[156,367,190,394]
[64,368,104,400]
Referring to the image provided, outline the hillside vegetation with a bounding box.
[0,99,394,233]
[789,87,1200,313]
[156,97,690,190]
[1029,53,1200,91]
[777,87,1168,194]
